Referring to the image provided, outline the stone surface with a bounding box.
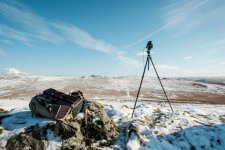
[82,101,119,147]
[6,123,52,150]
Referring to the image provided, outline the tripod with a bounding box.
[131,41,173,118]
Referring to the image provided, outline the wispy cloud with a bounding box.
[200,38,225,55]
[125,24,168,49]
[185,60,221,66]
[115,51,140,67]
[0,0,140,67]
[0,24,32,45]
[0,1,62,43]
[0,48,6,56]
[219,62,225,65]
[184,56,193,60]
[136,51,154,56]
[125,0,210,48]
[164,0,209,29]
[156,64,179,70]
[137,51,146,56]
[0,39,13,44]
[54,23,117,54]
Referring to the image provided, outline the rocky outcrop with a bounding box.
[6,124,52,150]
[5,101,119,150]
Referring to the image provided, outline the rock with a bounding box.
[5,101,119,149]
[0,108,10,126]
[59,120,86,150]
[0,108,9,116]
[192,83,207,88]
[82,101,119,147]
[0,128,4,135]
[6,123,53,150]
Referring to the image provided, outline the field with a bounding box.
[0,70,225,104]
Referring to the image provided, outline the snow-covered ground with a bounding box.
[1,99,225,150]
[0,69,225,149]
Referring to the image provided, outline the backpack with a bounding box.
[29,88,85,136]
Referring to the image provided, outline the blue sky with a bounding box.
[0,0,225,76]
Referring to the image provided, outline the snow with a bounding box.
[46,129,62,150]
[127,132,142,150]
[0,71,225,149]
[4,68,24,76]
[100,100,225,150]
[0,99,225,149]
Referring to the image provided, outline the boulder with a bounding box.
[6,123,53,150]
[82,101,119,147]
[59,120,86,150]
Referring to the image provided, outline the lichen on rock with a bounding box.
[82,101,119,147]
[6,123,53,150]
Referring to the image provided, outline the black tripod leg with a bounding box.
[149,56,174,113]
[131,56,149,118]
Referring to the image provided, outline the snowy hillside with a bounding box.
[0,69,225,149]
[0,68,225,104]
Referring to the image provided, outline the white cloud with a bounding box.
[0,24,32,44]
[184,56,193,60]
[186,60,221,66]
[219,62,225,65]
[0,1,62,43]
[115,51,140,67]
[137,51,146,56]
[0,48,6,56]
[0,0,140,67]
[164,0,210,29]
[136,51,154,56]
[156,64,179,70]
[54,23,116,54]
[125,25,168,49]
[54,23,140,67]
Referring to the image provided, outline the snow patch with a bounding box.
[4,68,27,76]
[46,129,62,150]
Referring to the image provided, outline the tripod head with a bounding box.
[146,41,153,55]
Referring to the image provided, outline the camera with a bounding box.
[146,41,153,50]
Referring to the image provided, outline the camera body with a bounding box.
[146,41,153,55]
[146,41,153,50]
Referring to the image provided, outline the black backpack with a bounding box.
[29,88,85,136]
